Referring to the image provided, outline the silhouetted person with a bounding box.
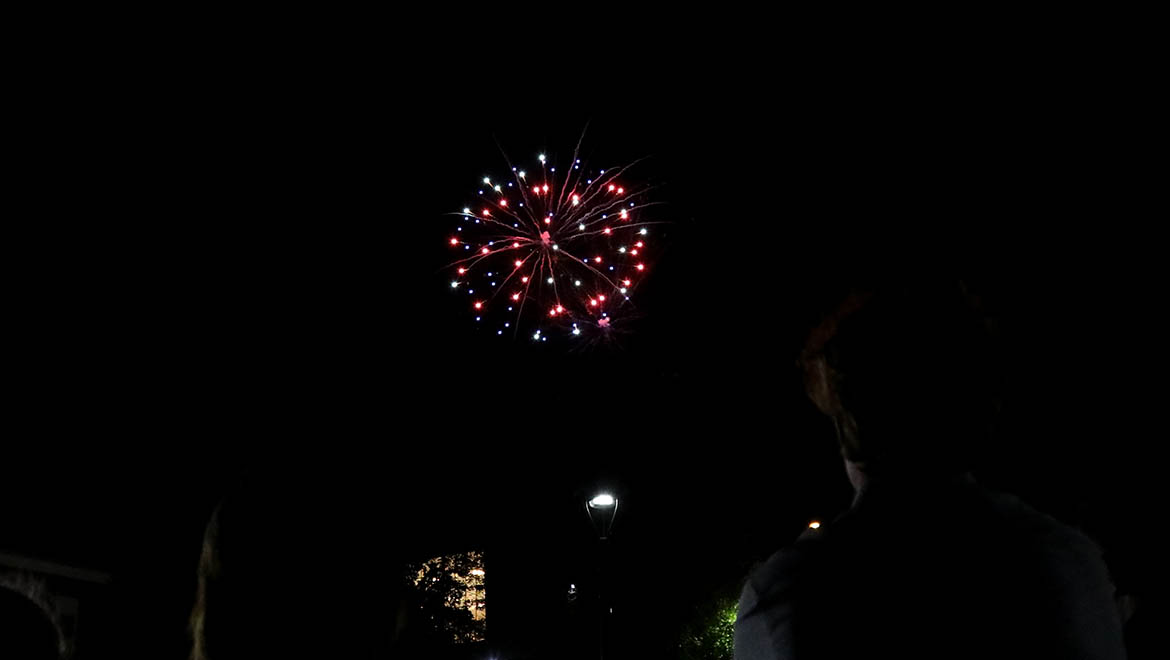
[0,581,63,660]
[189,468,404,659]
[735,281,1127,659]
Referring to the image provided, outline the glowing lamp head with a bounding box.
[617,187,624,194]
[542,184,549,193]
[539,154,546,163]
[450,238,459,245]
[514,259,523,268]
[513,242,520,248]
[589,494,616,508]
[500,199,508,207]
[482,247,490,255]
[512,293,521,301]
[809,521,822,530]
[474,302,483,310]
[636,263,645,271]
[594,257,602,263]
[519,170,526,178]
[623,279,631,286]
[603,228,612,235]
[608,184,616,192]
[458,268,467,274]
[521,276,529,283]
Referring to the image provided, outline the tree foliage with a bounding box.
[679,595,737,660]
[405,551,486,644]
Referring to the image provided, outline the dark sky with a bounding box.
[6,56,1159,657]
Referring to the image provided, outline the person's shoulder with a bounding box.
[971,485,1104,554]
[740,524,833,611]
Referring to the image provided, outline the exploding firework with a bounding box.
[444,139,662,345]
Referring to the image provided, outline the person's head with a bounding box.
[799,279,1002,482]
[0,576,64,660]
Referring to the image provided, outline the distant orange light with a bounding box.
[594,257,602,263]
[809,521,822,529]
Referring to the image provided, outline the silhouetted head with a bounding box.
[799,280,1002,481]
[0,581,64,660]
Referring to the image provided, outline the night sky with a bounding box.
[5,57,1159,658]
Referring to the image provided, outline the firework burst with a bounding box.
[444,138,663,345]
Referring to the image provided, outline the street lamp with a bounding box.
[586,493,619,540]
[584,492,620,659]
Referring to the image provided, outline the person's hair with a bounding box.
[798,279,1002,476]
[0,573,65,660]
[190,505,221,660]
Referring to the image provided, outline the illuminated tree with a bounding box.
[406,551,486,644]
[679,596,737,660]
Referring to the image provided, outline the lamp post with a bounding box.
[585,493,618,659]
[586,493,619,539]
